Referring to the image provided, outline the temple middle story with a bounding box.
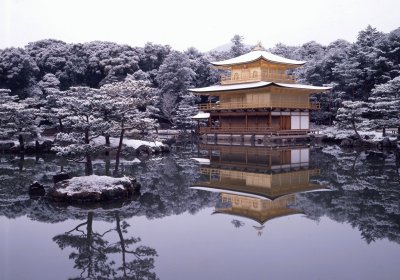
[189,42,330,145]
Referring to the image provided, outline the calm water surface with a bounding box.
[1,144,400,280]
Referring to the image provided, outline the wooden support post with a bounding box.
[256,115,258,130]
[269,112,272,129]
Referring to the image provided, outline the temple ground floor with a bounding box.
[197,110,319,146]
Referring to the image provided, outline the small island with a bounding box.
[48,175,140,203]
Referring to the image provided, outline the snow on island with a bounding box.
[90,137,169,154]
[48,175,140,203]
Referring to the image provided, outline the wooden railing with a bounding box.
[199,126,310,135]
[220,72,295,85]
[198,101,320,111]
[200,167,321,177]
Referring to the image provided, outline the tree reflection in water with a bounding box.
[53,211,158,280]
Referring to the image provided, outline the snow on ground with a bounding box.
[321,145,343,157]
[0,140,19,145]
[317,125,398,141]
[191,158,211,165]
[57,175,131,195]
[91,136,164,149]
[123,139,164,149]
[91,158,141,165]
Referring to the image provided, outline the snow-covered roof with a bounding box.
[189,81,331,94]
[275,83,331,91]
[212,50,306,67]
[191,112,210,119]
[190,81,272,93]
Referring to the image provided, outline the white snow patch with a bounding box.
[322,145,343,157]
[120,158,141,164]
[318,125,398,141]
[191,112,210,119]
[123,139,164,149]
[0,140,19,145]
[91,137,164,149]
[57,175,130,195]
[191,158,210,165]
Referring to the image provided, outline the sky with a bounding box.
[0,0,399,51]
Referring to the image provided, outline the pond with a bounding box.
[1,144,400,280]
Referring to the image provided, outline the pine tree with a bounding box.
[52,87,110,175]
[368,76,400,129]
[155,51,196,124]
[0,89,41,151]
[99,79,158,174]
[335,101,368,139]
[173,93,198,133]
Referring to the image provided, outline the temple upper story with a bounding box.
[189,43,330,112]
[211,43,305,85]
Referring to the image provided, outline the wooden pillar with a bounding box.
[245,113,248,130]
[256,115,258,130]
[269,112,272,129]
[268,153,272,168]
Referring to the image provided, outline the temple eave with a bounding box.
[189,82,331,95]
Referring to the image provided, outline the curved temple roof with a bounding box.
[189,81,331,94]
[211,50,306,67]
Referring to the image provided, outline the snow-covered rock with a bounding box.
[48,175,140,203]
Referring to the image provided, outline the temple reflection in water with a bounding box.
[192,144,325,234]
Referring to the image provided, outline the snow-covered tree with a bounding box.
[52,87,110,175]
[99,79,158,173]
[37,73,60,96]
[40,88,71,132]
[368,76,400,129]
[230,35,249,57]
[0,47,39,98]
[137,42,171,86]
[173,93,198,132]
[185,47,219,88]
[0,89,41,150]
[155,51,196,124]
[335,101,368,138]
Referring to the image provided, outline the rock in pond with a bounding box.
[29,181,46,197]
[340,138,353,147]
[48,175,140,203]
[53,172,71,184]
